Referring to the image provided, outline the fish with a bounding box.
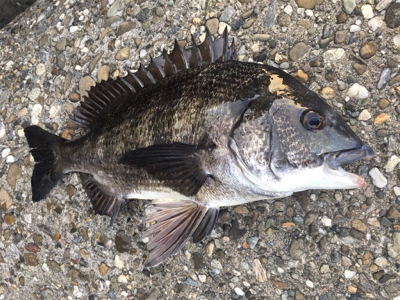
[24,28,374,267]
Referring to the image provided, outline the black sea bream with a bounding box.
[25,29,374,266]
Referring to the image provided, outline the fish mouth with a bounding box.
[324,145,375,170]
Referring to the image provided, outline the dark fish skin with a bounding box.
[24,29,374,267]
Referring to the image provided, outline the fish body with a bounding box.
[25,29,374,266]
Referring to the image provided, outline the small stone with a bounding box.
[320,264,330,273]
[242,17,257,29]
[353,63,367,75]
[368,17,384,31]
[253,34,270,42]
[0,187,12,211]
[377,68,392,90]
[218,22,231,35]
[7,163,22,190]
[289,42,308,61]
[234,205,249,214]
[369,168,387,188]
[305,280,314,288]
[343,0,356,14]
[193,17,201,25]
[24,253,38,266]
[373,113,389,125]
[155,7,164,17]
[347,83,369,100]
[254,259,267,282]
[358,109,371,121]
[211,259,223,270]
[361,5,373,19]
[114,254,124,269]
[234,287,244,296]
[117,21,136,37]
[69,92,80,102]
[394,35,400,48]
[4,213,15,225]
[335,30,347,44]
[28,88,41,101]
[351,219,367,232]
[350,25,361,32]
[345,270,356,279]
[321,87,336,100]
[337,11,348,23]
[385,3,400,29]
[374,257,389,268]
[323,48,345,63]
[99,262,109,276]
[376,0,394,11]
[220,6,235,23]
[348,286,357,293]
[290,239,304,260]
[107,0,125,18]
[273,279,289,289]
[362,252,371,265]
[205,241,214,257]
[36,63,46,76]
[56,39,67,51]
[88,51,104,73]
[295,70,308,83]
[115,230,131,253]
[205,18,219,35]
[378,98,390,109]
[100,27,113,41]
[387,206,400,219]
[394,187,400,196]
[295,0,324,9]
[97,65,110,82]
[118,274,128,283]
[359,42,378,59]
[116,47,130,60]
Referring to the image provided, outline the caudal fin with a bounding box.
[24,125,66,202]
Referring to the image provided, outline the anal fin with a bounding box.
[144,201,217,267]
[80,174,123,226]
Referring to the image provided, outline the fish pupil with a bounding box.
[308,117,320,128]
[301,110,324,130]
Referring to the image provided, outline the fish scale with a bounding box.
[24,28,374,267]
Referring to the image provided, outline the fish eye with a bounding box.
[301,110,325,130]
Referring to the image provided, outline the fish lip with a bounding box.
[323,145,375,170]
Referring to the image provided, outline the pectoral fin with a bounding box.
[80,174,123,226]
[118,143,214,197]
[144,201,218,267]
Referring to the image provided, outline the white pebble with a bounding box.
[5,61,14,71]
[234,287,245,296]
[368,17,384,31]
[284,5,293,15]
[305,9,313,17]
[250,44,259,52]
[374,257,390,268]
[349,25,361,32]
[31,104,43,125]
[346,83,369,100]
[36,63,46,76]
[361,5,373,19]
[0,122,5,139]
[23,214,32,224]
[394,34,400,48]
[384,155,400,173]
[321,216,332,227]
[344,270,356,279]
[114,255,124,269]
[2,148,10,158]
[218,22,231,35]
[139,49,147,58]
[306,280,314,288]
[49,105,61,119]
[369,168,387,188]
[394,187,400,197]
[69,26,79,33]
[198,274,207,283]
[358,109,371,121]
[118,274,128,283]
[211,259,223,270]
[6,155,14,163]
[28,88,41,101]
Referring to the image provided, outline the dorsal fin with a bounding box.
[71,27,236,129]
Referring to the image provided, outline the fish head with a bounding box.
[231,71,374,193]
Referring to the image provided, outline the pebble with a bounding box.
[360,42,378,59]
[337,11,348,23]
[368,17,384,31]
[114,254,124,269]
[378,98,390,110]
[290,239,304,260]
[205,241,214,257]
[7,163,22,190]
[361,5,373,19]
[98,65,110,82]
[115,230,131,253]
[31,104,43,125]
[242,17,257,29]
[211,259,223,270]
[116,21,136,37]
[349,25,361,32]
[323,48,345,63]
[4,213,15,225]
[306,280,314,288]
[376,68,392,90]
[376,0,394,11]
[384,156,400,173]
[295,0,323,9]
[234,205,249,214]
[351,219,367,232]
[373,113,389,125]
[218,22,231,35]
[343,0,356,14]
[374,257,389,268]
[116,47,130,60]
[358,109,371,121]
[347,83,369,100]
[220,6,235,23]
[254,259,267,282]
[36,63,46,76]
[205,18,219,35]
[79,76,96,99]
[289,42,308,61]
[28,88,41,101]
[385,3,400,28]
[99,262,109,276]
[184,278,198,286]
[0,122,5,139]
[24,253,39,266]
[107,0,125,18]
[321,216,332,227]
[234,287,245,296]
[0,188,12,211]
[345,270,356,279]
[321,87,336,99]
[394,34,400,48]
[139,49,147,58]
[369,168,387,188]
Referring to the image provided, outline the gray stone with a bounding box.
[377,68,392,90]
[385,3,400,28]
[107,0,125,18]
[290,239,304,260]
[220,6,235,23]
[343,0,356,14]
[289,42,308,61]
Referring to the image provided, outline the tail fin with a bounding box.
[24,125,67,202]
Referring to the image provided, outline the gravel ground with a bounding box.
[1,0,400,299]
